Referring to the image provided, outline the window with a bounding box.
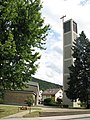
[73,21,77,33]
[64,21,71,33]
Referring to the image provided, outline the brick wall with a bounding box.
[4,90,35,105]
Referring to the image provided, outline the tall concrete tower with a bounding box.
[63,19,78,106]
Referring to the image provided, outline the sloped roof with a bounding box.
[24,81,39,94]
[42,88,61,95]
[25,81,39,87]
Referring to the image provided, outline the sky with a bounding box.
[34,0,90,85]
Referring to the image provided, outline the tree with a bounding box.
[0,0,50,93]
[66,31,90,108]
[25,95,34,113]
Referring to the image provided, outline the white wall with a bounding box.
[55,89,63,101]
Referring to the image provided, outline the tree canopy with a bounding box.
[0,0,50,92]
[66,31,90,107]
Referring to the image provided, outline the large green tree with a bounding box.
[0,0,50,92]
[66,31,90,108]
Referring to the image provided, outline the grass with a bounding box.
[23,111,40,117]
[23,107,42,118]
[0,104,42,118]
[0,104,22,118]
[31,107,42,111]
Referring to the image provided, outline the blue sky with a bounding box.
[34,0,90,85]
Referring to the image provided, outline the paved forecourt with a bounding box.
[1,114,90,120]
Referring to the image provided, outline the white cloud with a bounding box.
[34,30,63,85]
[34,0,90,85]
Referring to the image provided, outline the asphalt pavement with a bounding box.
[1,106,90,120]
[1,114,90,120]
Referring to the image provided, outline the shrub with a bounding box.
[78,102,86,108]
[56,98,62,105]
[43,98,53,105]
[0,91,4,104]
[0,98,4,104]
[25,95,34,107]
[63,105,69,108]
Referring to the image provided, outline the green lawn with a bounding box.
[0,104,42,118]
[23,108,42,118]
[0,104,20,118]
[23,111,40,117]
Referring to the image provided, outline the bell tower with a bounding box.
[63,19,78,106]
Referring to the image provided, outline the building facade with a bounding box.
[42,88,63,102]
[4,81,39,105]
[63,19,78,106]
